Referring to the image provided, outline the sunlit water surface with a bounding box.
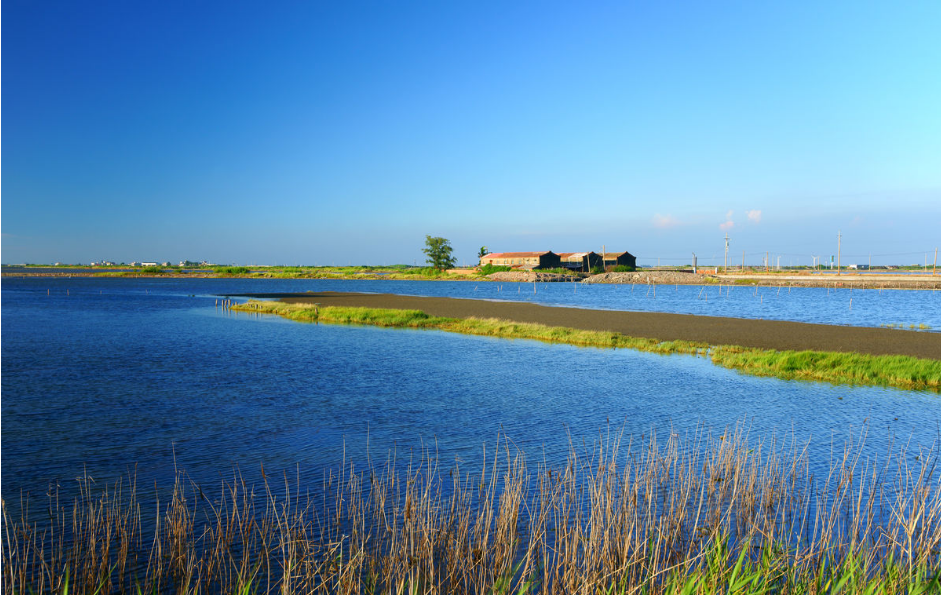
[2,277,939,516]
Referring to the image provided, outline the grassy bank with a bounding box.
[232,300,941,391]
[4,430,939,594]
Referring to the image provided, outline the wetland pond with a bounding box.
[3,276,939,512]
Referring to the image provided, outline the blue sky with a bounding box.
[3,0,940,266]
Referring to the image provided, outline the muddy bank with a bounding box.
[583,270,941,290]
[584,271,716,285]
[233,291,941,360]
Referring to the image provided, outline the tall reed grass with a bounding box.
[231,301,941,391]
[3,429,939,594]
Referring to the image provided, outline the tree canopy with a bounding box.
[423,236,457,271]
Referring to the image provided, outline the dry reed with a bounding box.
[3,429,939,594]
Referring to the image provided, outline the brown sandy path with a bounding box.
[235,291,941,360]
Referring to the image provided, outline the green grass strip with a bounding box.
[232,300,941,392]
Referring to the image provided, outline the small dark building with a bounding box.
[558,252,603,272]
[479,251,561,269]
[602,251,637,269]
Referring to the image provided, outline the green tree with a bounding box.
[423,236,457,271]
[478,246,489,259]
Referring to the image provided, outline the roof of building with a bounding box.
[481,251,554,259]
[557,252,596,259]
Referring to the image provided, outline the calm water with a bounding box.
[2,277,939,513]
[2,274,940,329]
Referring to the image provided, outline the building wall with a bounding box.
[481,253,561,269]
[538,252,562,269]
[560,253,602,271]
[603,252,637,269]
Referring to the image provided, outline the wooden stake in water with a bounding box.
[849,298,853,310]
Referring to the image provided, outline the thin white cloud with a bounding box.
[652,214,681,229]
[747,210,762,223]
[720,220,734,231]
[725,210,734,220]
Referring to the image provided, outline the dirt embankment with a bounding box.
[583,271,717,285]
[487,271,580,283]
[236,291,941,360]
[583,270,941,290]
[715,273,941,290]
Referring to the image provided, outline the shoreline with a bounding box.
[234,291,941,360]
[4,269,941,289]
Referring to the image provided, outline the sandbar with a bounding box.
[234,291,941,360]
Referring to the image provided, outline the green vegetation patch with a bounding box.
[233,301,941,391]
[213,266,252,275]
[710,346,941,391]
[234,300,704,355]
[477,263,512,275]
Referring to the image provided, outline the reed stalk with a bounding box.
[3,429,939,594]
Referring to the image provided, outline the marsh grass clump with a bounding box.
[710,347,941,390]
[4,430,940,594]
[881,323,933,331]
[232,301,941,391]
[234,301,705,355]
[477,264,513,275]
[213,266,251,275]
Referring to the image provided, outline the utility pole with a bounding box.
[765,252,769,272]
[724,233,729,271]
[837,230,841,276]
[934,248,938,275]
[742,250,745,272]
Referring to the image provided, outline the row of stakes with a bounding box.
[215,300,321,315]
